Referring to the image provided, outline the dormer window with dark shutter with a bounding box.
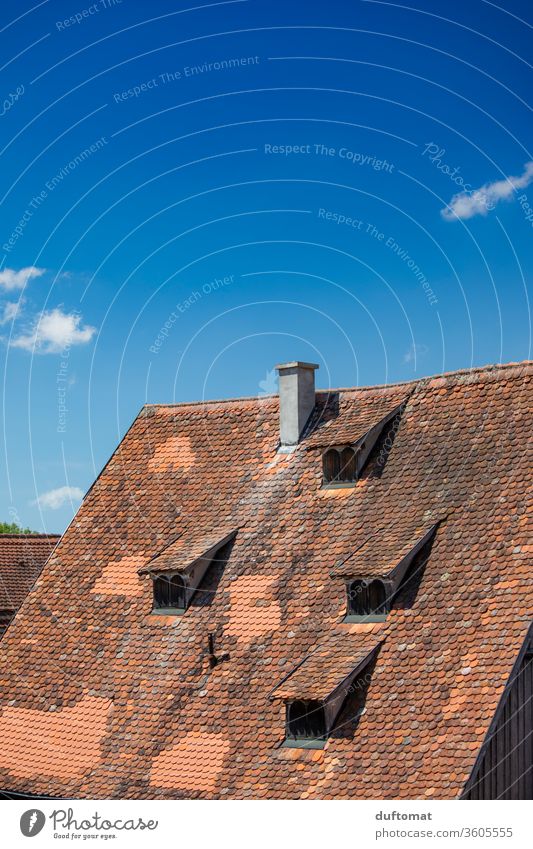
[140,527,238,616]
[286,700,327,745]
[153,574,186,613]
[271,634,383,748]
[347,578,390,621]
[307,398,410,487]
[330,519,443,623]
[322,445,360,485]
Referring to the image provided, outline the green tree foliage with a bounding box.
[0,521,38,534]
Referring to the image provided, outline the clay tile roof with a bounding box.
[272,631,384,701]
[0,361,531,800]
[304,388,408,448]
[331,516,444,578]
[0,534,59,610]
[140,527,238,574]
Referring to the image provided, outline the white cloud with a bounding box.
[32,485,84,510]
[441,161,533,221]
[11,307,96,354]
[0,301,22,325]
[0,266,45,291]
[404,343,429,364]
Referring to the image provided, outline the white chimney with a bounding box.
[275,361,319,449]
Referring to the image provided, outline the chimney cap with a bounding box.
[275,361,319,371]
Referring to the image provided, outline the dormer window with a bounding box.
[308,399,409,484]
[322,445,359,485]
[335,520,443,623]
[140,527,238,616]
[153,574,186,612]
[346,578,390,621]
[286,700,326,745]
[272,633,383,748]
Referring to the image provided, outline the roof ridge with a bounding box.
[0,534,60,539]
[144,394,278,409]
[144,360,533,410]
[329,359,532,394]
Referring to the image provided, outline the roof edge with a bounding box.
[0,534,61,539]
[144,360,532,411]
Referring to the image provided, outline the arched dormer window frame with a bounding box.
[285,699,327,747]
[345,577,392,622]
[152,572,188,614]
[322,444,361,487]
[141,528,239,617]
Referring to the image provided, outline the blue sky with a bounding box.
[0,0,531,532]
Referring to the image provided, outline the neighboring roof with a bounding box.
[0,534,59,611]
[330,516,443,578]
[0,361,531,800]
[271,630,383,701]
[140,527,238,575]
